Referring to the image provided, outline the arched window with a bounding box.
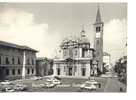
[96,27,100,32]
[32,69,34,74]
[5,57,9,64]
[12,57,15,64]
[18,58,21,64]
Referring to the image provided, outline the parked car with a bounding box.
[46,77,61,85]
[52,78,61,85]
[0,80,11,85]
[1,87,15,92]
[13,84,27,91]
[30,76,42,81]
[44,81,56,88]
[32,83,45,88]
[80,80,100,91]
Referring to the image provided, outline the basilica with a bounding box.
[53,7,104,77]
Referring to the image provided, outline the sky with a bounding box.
[0,3,127,64]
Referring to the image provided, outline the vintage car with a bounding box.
[46,77,61,85]
[80,80,100,91]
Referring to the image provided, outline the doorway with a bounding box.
[68,68,72,76]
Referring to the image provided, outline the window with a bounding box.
[12,69,15,75]
[5,57,9,64]
[96,27,100,32]
[82,49,85,57]
[27,59,30,65]
[0,56,1,64]
[18,69,21,75]
[12,57,15,64]
[27,68,30,74]
[69,48,73,58]
[81,68,86,76]
[75,66,77,72]
[6,69,9,75]
[18,58,21,64]
[57,68,60,75]
[32,69,34,74]
[32,59,34,65]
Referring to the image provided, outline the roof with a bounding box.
[0,40,38,52]
[60,36,90,48]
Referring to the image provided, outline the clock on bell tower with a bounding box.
[93,6,104,73]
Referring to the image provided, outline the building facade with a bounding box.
[0,41,37,80]
[36,57,53,76]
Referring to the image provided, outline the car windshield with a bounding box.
[85,83,92,87]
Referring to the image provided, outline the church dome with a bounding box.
[60,28,90,49]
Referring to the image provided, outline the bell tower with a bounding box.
[93,6,104,73]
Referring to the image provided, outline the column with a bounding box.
[79,48,82,58]
[86,63,90,77]
[77,64,81,77]
[53,63,57,76]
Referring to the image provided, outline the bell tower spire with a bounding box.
[95,4,101,23]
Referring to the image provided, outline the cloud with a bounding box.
[104,18,127,63]
[0,8,61,58]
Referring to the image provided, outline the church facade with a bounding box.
[53,7,104,77]
[53,38,95,77]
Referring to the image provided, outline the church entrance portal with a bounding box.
[68,67,72,76]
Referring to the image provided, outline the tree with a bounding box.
[114,56,127,84]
